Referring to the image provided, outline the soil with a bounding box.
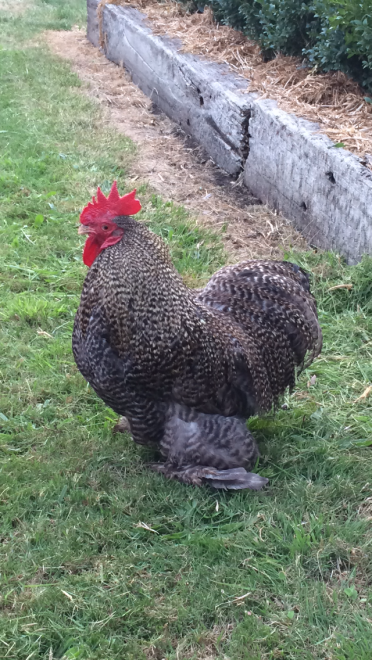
[44,28,307,262]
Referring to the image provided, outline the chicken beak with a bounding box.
[78,224,91,235]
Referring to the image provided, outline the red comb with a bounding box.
[80,181,141,224]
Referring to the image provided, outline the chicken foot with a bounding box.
[113,416,131,434]
[150,463,268,490]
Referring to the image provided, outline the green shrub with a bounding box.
[184,0,372,92]
[215,0,318,57]
[306,0,372,90]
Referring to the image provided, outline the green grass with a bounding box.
[1,2,372,659]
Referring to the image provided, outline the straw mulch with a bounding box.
[99,0,372,170]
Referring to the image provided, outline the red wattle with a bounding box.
[82,232,124,267]
[83,234,101,268]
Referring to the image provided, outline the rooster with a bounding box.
[73,182,322,490]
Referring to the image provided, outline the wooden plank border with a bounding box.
[87,0,372,263]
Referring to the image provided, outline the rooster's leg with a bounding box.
[111,399,166,447]
[150,405,268,491]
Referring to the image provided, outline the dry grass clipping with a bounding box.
[0,0,30,14]
[100,0,372,170]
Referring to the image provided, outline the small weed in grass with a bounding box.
[1,2,372,660]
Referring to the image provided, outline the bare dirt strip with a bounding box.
[45,28,307,262]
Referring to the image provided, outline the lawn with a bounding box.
[1,2,372,659]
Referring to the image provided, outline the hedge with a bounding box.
[184,0,372,93]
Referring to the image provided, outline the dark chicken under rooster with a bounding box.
[73,182,322,490]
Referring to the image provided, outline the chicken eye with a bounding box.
[102,224,109,231]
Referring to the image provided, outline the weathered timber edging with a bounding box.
[88,0,252,176]
[87,0,372,263]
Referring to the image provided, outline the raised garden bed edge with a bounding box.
[87,0,372,263]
